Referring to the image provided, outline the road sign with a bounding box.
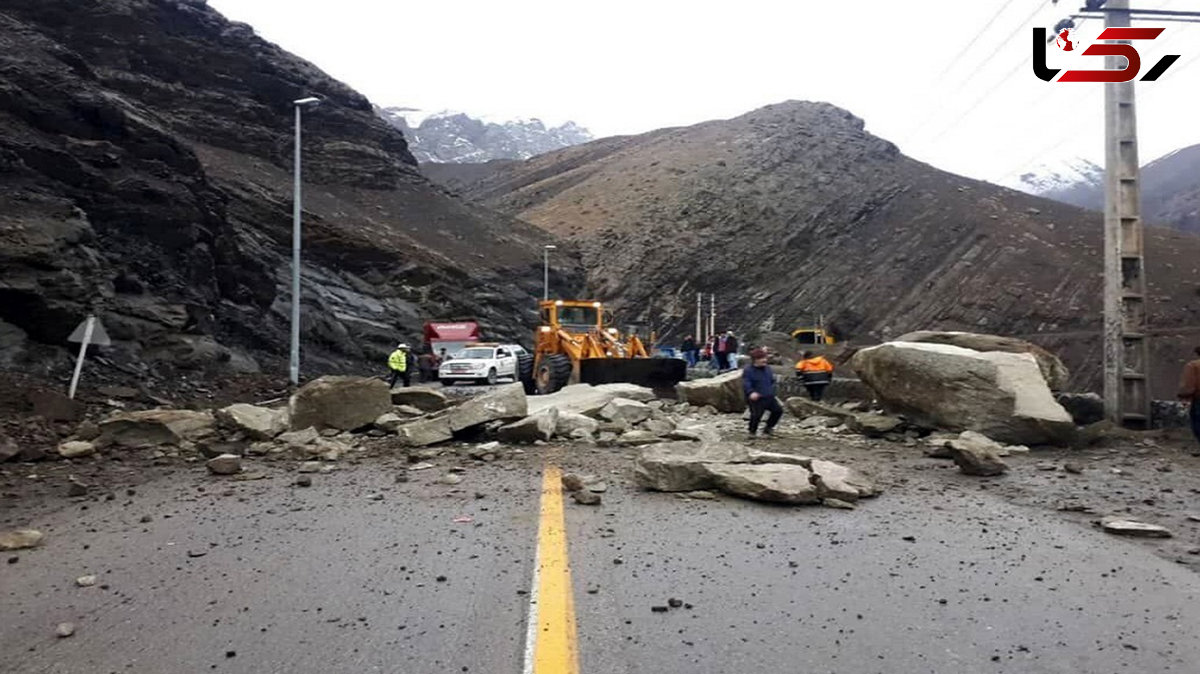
[69,317,111,347]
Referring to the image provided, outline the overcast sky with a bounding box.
[208,0,1199,184]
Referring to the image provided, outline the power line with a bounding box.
[934,1,1015,80]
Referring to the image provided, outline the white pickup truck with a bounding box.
[438,343,530,386]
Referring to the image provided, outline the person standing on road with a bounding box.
[1178,346,1200,454]
[681,335,698,367]
[388,343,413,388]
[724,330,739,370]
[743,347,782,437]
[795,350,835,401]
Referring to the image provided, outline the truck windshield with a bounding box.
[558,306,598,327]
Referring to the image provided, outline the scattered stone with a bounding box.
[499,408,559,443]
[808,459,879,501]
[846,413,904,438]
[0,437,20,463]
[561,474,584,492]
[215,404,287,440]
[394,404,426,418]
[395,469,410,483]
[0,529,44,551]
[67,479,89,497]
[651,605,669,613]
[571,490,601,505]
[366,493,384,501]
[436,473,463,486]
[232,471,267,481]
[946,443,1008,477]
[445,383,527,432]
[585,480,608,493]
[617,430,659,446]
[1099,517,1173,538]
[295,475,313,487]
[277,427,320,447]
[685,490,719,500]
[799,416,839,429]
[57,440,97,459]
[389,387,450,412]
[554,412,600,438]
[98,409,216,448]
[409,462,435,471]
[28,389,83,422]
[205,454,242,475]
[186,549,207,558]
[297,461,322,474]
[664,429,704,442]
[706,463,821,504]
[288,376,391,431]
[373,413,407,433]
[642,419,676,436]
[76,575,96,587]
[823,498,857,510]
[55,622,75,638]
[1064,462,1084,474]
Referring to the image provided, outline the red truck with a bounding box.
[422,321,480,357]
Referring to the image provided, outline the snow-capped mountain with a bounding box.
[377,106,593,164]
[999,156,1104,197]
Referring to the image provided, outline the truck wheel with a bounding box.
[485,368,498,386]
[517,353,536,394]
[536,354,572,395]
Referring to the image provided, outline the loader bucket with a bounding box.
[579,357,687,390]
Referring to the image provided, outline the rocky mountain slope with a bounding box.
[0,0,577,387]
[444,101,1200,396]
[1029,144,1200,236]
[1003,156,1103,204]
[378,107,592,163]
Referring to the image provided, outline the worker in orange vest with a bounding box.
[794,350,834,401]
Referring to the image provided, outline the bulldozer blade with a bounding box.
[579,357,687,389]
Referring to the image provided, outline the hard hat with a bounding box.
[397,343,410,349]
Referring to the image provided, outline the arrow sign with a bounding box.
[69,316,111,347]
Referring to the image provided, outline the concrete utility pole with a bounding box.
[709,295,716,341]
[695,293,702,340]
[1101,0,1150,427]
[290,96,320,386]
[543,244,556,300]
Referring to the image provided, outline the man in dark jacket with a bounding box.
[1179,346,1200,454]
[681,335,698,367]
[742,347,782,437]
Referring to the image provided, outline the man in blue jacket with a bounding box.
[742,347,782,437]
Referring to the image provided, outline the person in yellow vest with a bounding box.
[388,343,414,388]
[794,350,834,401]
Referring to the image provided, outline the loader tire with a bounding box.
[517,353,536,395]
[535,354,572,395]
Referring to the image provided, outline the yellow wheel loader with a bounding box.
[526,299,687,395]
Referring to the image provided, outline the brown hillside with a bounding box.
[447,101,1200,396]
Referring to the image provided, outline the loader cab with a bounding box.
[539,299,604,334]
[792,328,836,345]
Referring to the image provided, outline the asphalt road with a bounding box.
[3,447,1199,674]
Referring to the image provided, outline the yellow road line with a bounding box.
[527,464,580,674]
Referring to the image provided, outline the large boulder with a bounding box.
[444,382,527,432]
[527,383,655,417]
[705,463,821,504]
[555,412,600,438]
[289,377,392,431]
[215,404,287,440]
[390,387,450,412]
[498,409,559,443]
[896,331,1070,391]
[675,370,746,413]
[808,459,879,501]
[599,398,652,425]
[634,442,752,492]
[395,417,453,447]
[850,342,1074,445]
[99,410,216,447]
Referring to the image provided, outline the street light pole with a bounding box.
[290,97,320,386]
[543,244,556,300]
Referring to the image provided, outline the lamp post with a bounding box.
[290,96,321,386]
[542,244,556,300]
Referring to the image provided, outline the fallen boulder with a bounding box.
[946,443,1008,477]
[617,429,660,446]
[396,417,454,447]
[373,413,407,433]
[642,418,676,436]
[288,376,392,431]
[896,330,1070,391]
[527,383,654,417]
[277,427,320,447]
[845,413,904,438]
[634,442,752,492]
[99,410,216,447]
[216,404,287,440]
[786,398,856,422]
[851,342,1074,445]
[390,387,450,412]
[555,412,599,438]
[499,409,559,443]
[599,398,652,425]
[445,383,527,432]
[675,370,746,413]
[705,463,821,504]
[1099,517,1173,538]
[808,459,879,501]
